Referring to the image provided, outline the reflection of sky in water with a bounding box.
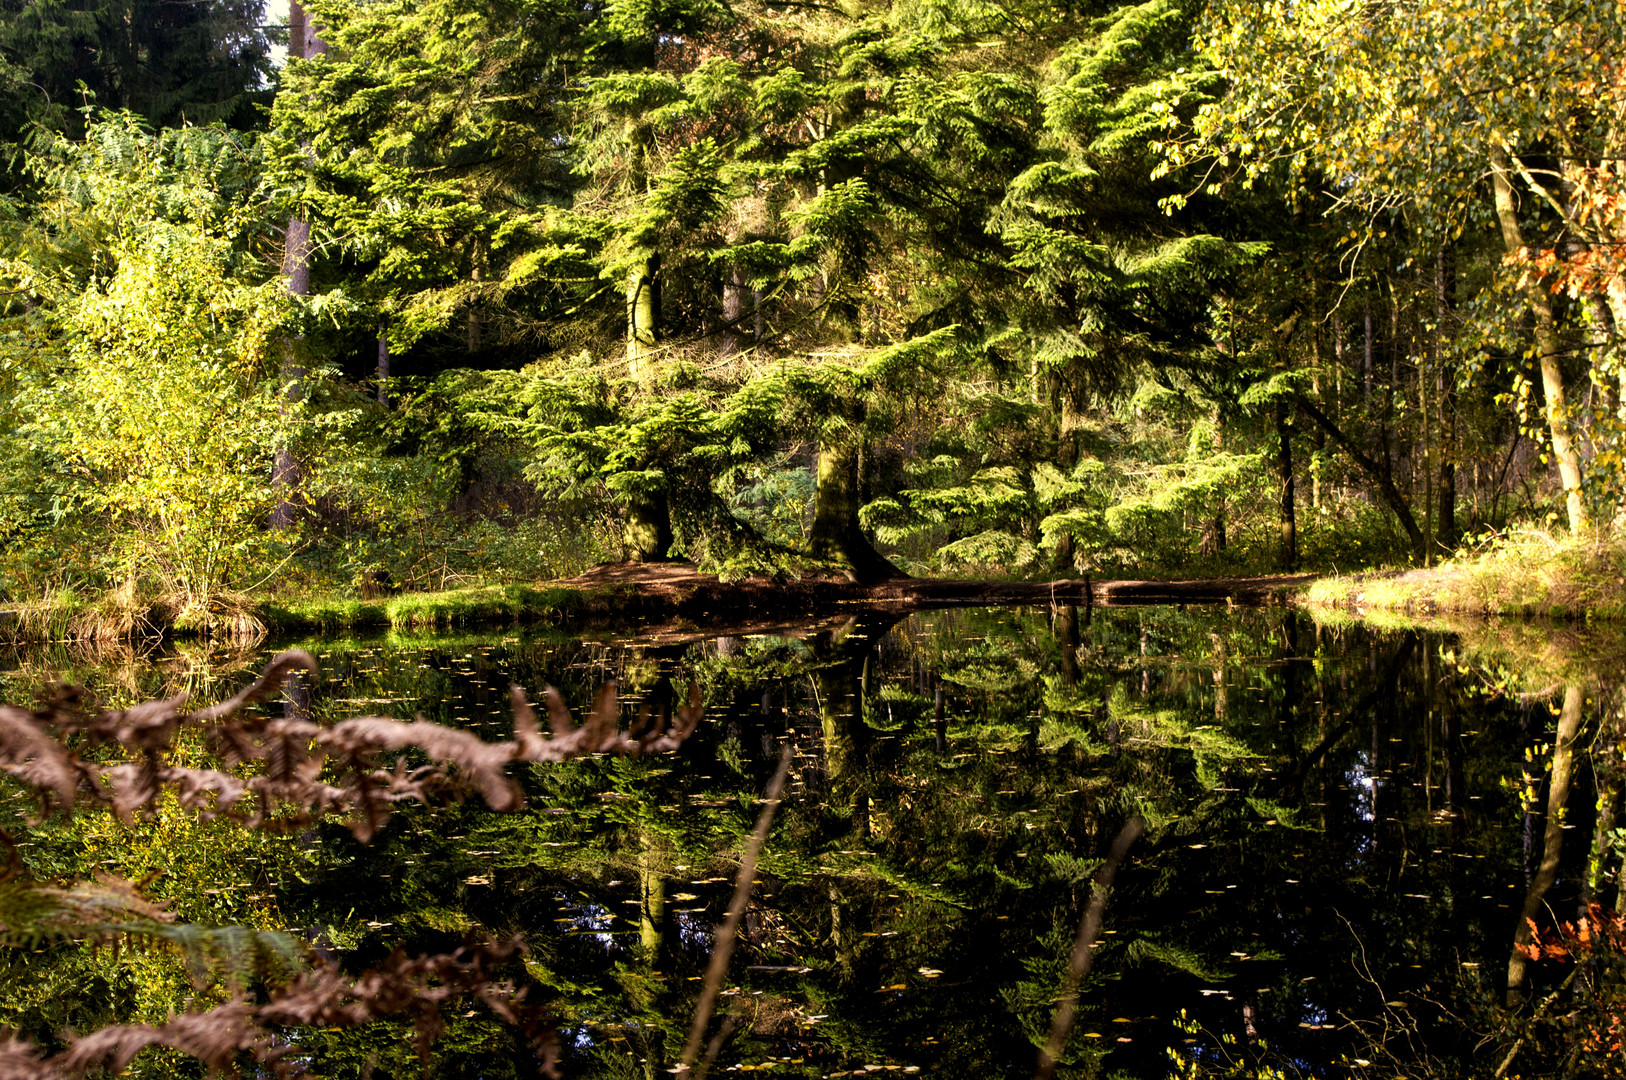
[555,892,619,949]
[1347,750,1378,825]
[677,910,713,951]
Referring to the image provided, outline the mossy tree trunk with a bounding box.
[627,251,660,387]
[808,439,901,584]
[623,490,673,563]
[622,226,672,558]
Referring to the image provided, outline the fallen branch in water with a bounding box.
[677,744,793,1078]
[1035,815,1144,1080]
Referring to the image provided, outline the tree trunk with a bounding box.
[1200,409,1226,556]
[722,264,749,355]
[808,440,902,584]
[376,321,390,408]
[1435,249,1456,547]
[1276,399,1296,570]
[1298,394,1427,561]
[1363,306,1373,400]
[270,2,327,532]
[1310,374,1324,510]
[1492,147,1586,534]
[623,490,672,563]
[627,252,660,386]
[467,250,483,353]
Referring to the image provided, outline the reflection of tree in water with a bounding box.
[2,611,1623,1077]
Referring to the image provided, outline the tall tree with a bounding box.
[0,0,273,160]
[1188,0,1626,533]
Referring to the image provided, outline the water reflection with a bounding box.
[0,607,1616,1077]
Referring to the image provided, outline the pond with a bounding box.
[0,605,1615,1078]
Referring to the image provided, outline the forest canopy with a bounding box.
[1,0,1623,619]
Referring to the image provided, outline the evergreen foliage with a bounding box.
[0,0,1621,609]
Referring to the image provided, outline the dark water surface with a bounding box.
[0,606,1609,1077]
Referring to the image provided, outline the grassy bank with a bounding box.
[0,582,602,643]
[257,583,594,634]
[1299,529,1626,619]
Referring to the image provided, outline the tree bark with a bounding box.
[623,490,673,563]
[376,320,390,408]
[1491,147,1586,534]
[1200,409,1226,556]
[1435,249,1457,547]
[722,263,749,355]
[1276,399,1296,570]
[270,2,327,532]
[808,440,902,584]
[627,252,660,387]
[467,243,483,353]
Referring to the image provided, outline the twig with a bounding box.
[1493,968,1579,1080]
[677,746,794,1076]
[1035,816,1145,1080]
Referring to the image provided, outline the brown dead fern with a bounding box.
[2,937,557,1078]
[0,648,703,841]
[0,649,705,1077]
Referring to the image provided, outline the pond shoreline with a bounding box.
[7,548,1624,642]
[0,563,1316,643]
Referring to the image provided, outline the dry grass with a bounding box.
[1300,527,1626,619]
[1,584,267,645]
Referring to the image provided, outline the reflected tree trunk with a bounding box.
[639,836,666,959]
[814,614,898,838]
[1507,685,1584,1002]
[933,682,946,755]
[1140,623,1150,698]
[1056,604,1080,688]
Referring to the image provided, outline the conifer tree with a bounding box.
[0,0,273,168]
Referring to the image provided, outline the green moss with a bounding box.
[257,598,389,632]
[257,584,590,634]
